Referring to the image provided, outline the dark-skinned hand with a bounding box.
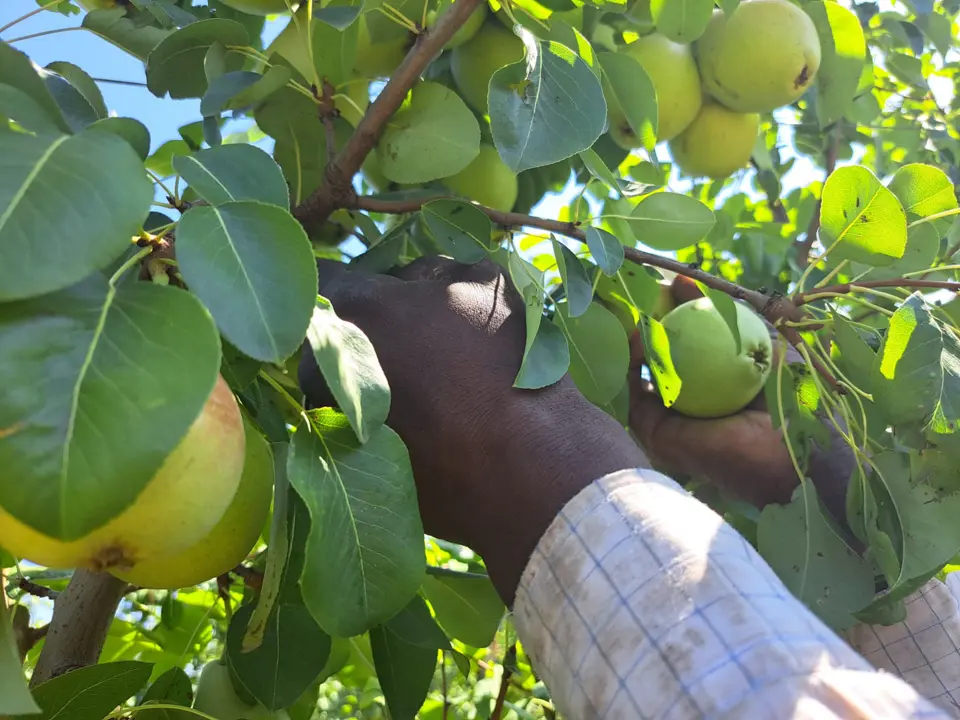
[298,256,648,604]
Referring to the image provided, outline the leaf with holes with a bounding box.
[639,314,681,407]
[173,144,289,208]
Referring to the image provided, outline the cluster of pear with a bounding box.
[0,377,272,589]
[610,0,821,179]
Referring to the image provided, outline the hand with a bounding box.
[299,257,648,602]
[627,278,852,520]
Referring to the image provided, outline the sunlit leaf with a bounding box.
[888,163,957,219]
[805,0,866,127]
[423,572,505,648]
[639,314,681,407]
[597,52,657,152]
[627,192,715,251]
[650,0,713,42]
[32,662,153,720]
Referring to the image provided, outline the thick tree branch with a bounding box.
[794,278,960,305]
[31,570,126,686]
[293,0,484,232]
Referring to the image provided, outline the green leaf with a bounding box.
[422,572,505,648]
[514,282,570,390]
[584,227,625,276]
[490,33,607,172]
[638,314,681,407]
[886,52,927,89]
[819,165,907,266]
[887,163,958,219]
[0,605,39,716]
[860,222,939,281]
[173,144,289,208]
[200,70,259,116]
[0,42,70,134]
[32,662,153,720]
[370,596,442,720]
[82,7,173,61]
[176,201,317,363]
[41,70,100,132]
[138,666,193,720]
[758,483,875,631]
[0,83,65,134]
[627,192,715,251]
[696,284,741,355]
[226,602,331,711]
[86,117,151,160]
[598,49,660,150]
[421,199,493,264]
[831,313,877,396]
[577,148,619,195]
[0,278,221,539]
[146,19,249,99]
[376,82,480,184]
[650,0,713,43]
[552,236,592,317]
[288,412,425,637]
[804,0,866,127]
[555,301,629,405]
[314,5,364,29]
[306,298,391,444]
[310,18,359,89]
[45,61,108,119]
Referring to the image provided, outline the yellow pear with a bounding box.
[695,0,821,113]
[0,376,245,572]
[450,22,525,113]
[112,420,272,589]
[669,101,759,178]
[442,145,518,212]
[610,33,702,147]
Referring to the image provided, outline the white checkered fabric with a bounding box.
[513,468,949,719]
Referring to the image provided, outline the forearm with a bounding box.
[510,468,948,719]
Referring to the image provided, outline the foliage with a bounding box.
[0,0,958,717]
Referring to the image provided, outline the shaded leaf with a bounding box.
[86,117,151,160]
[0,42,70,133]
[423,572,505,648]
[173,144,289,208]
[45,61,108,119]
[138,666,193,720]
[578,148,619,194]
[32,662,153,720]
[0,82,67,134]
[421,199,493,264]
[82,7,173,61]
[696,284,741,355]
[628,192,715,251]
[650,0,713,43]
[555,301,629,405]
[0,605,39,716]
[146,19,249,99]
[584,226,625,276]
[41,70,100,132]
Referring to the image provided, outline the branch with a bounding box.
[31,570,126,686]
[796,125,840,263]
[318,79,338,165]
[794,278,960,306]
[17,577,59,600]
[293,0,485,232]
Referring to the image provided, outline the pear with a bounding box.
[427,0,488,49]
[442,145,518,212]
[450,22,525,113]
[669,101,760,179]
[695,0,821,113]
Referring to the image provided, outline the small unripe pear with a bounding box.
[669,101,759,179]
[450,22,525,113]
[442,145,518,212]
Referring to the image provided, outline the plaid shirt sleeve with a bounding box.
[512,468,950,719]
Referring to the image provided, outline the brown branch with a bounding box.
[32,570,126,686]
[17,577,59,600]
[231,564,264,591]
[293,0,485,232]
[318,79,339,165]
[794,278,960,306]
[796,125,840,263]
[490,646,516,720]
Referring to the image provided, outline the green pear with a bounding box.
[217,0,290,15]
[450,22,525,113]
[427,0,488,49]
[194,661,291,720]
[695,0,821,113]
[669,101,759,178]
[355,14,411,79]
[609,33,702,148]
[660,298,772,418]
[442,145,518,212]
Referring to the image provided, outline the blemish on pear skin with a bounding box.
[794,65,811,89]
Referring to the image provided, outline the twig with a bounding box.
[17,577,59,600]
[293,0,484,232]
[318,79,339,164]
[441,651,449,720]
[490,646,516,720]
[796,125,840,262]
[232,564,264,591]
[794,278,960,306]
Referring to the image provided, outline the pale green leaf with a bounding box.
[888,163,957,219]
[628,192,715,251]
[639,314,681,407]
[0,605,39,716]
[422,572,505,649]
[650,0,713,42]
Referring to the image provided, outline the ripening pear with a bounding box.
[669,101,760,179]
[217,0,290,15]
[194,661,291,720]
[661,298,772,418]
[609,33,702,148]
[112,420,272,589]
[0,376,245,571]
[450,22,525,113]
[695,0,821,113]
[442,145,518,212]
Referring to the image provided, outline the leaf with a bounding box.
[0,42,70,133]
[82,7,173,61]
[650,0,713,43]
[32,662,153,720]
[0,83,65,134]
[376,82,480,184]
[555,301,629,406]
[0,130,152,302]
[552,237,591,317]
[138,666,193,720]
[831,313,877,396]
[314,4,364,29]
[627,192,715,251]
[288,412,425,637]
[804,0,866,128]
[86,117,151,160]
[584,226,625,276]
[0,604,39,716]
[146,19,249,99]
[310,18,360,89]
[887,163,958,219]
[45,61,108,119]
[226,602,331,711]
[886,52,927,89]
[370,596,442,720]
[696,283,741,355]
[176,201,317,363]
[421,199,493,264]
[306,298,391,444]
[40,70,100,132]
[861,222,939,281]
[173,144,289,209]
[0,278,221,539]
[514,281,570,390]
[490,33,607,172]
[819,165,908,266]
[758,483,875,631]
[422,572,505,648]
[200,70,260,116]
[638,314,681,407]
[577,148,619,195]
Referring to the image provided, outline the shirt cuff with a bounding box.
[512,468,949,719]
